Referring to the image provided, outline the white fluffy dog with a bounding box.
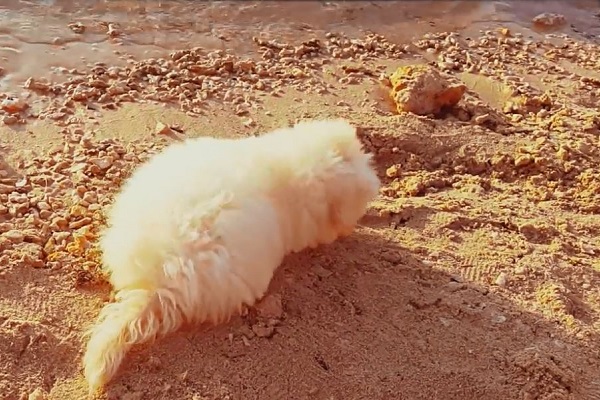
[82,119,381,393]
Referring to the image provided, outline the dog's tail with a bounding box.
[82,287,182,394]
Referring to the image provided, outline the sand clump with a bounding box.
[1,6,600,400]
[387,65,467,116]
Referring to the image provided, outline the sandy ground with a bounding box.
[1,1,600,400]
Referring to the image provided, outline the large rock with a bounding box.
[389,65,466,116]
[532,13,566,28]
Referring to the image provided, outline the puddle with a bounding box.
[0,0,598,93]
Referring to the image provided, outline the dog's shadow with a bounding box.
[103,227,600,400]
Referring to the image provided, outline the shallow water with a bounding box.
[0,0,598,91]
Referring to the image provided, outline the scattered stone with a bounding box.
[28,388,46,400]
[107,23,121,37]
[2,115,19,125]
[1,97,28,113]
[69,217,92,230]
[0,184,15,194]
[238,324,255,339]
[514,154,533,168]
[255,294,283,319]
[90,156,113,170]
[386,165,400,178]
[473,113,492,125]
[491,313,507,324]
[252,324,275,338]
[241,335,251,347]
[24,78,50,92]
[50,217,69,231]
[68,22,86,34]
[514,264,527,275]
[155,121,174,136]
[242,118,256,128]
[313,264,333,278]
[445,281,465,292]
[178,370,189,382]
[494,272,508,287]
[4,230,25,244]
[16,243,45,268]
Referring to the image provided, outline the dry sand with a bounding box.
[0,1,599,399]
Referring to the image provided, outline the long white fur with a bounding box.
[82,119,381,394]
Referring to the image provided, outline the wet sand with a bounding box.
[0,1,600,399]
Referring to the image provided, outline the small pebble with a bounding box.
[494,272,508,287]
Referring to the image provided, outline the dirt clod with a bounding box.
[255,294,283,319]
[388,65,466,115]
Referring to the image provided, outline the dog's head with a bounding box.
[291,119,381,237]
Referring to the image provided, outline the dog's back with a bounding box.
[83,119,380,394]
